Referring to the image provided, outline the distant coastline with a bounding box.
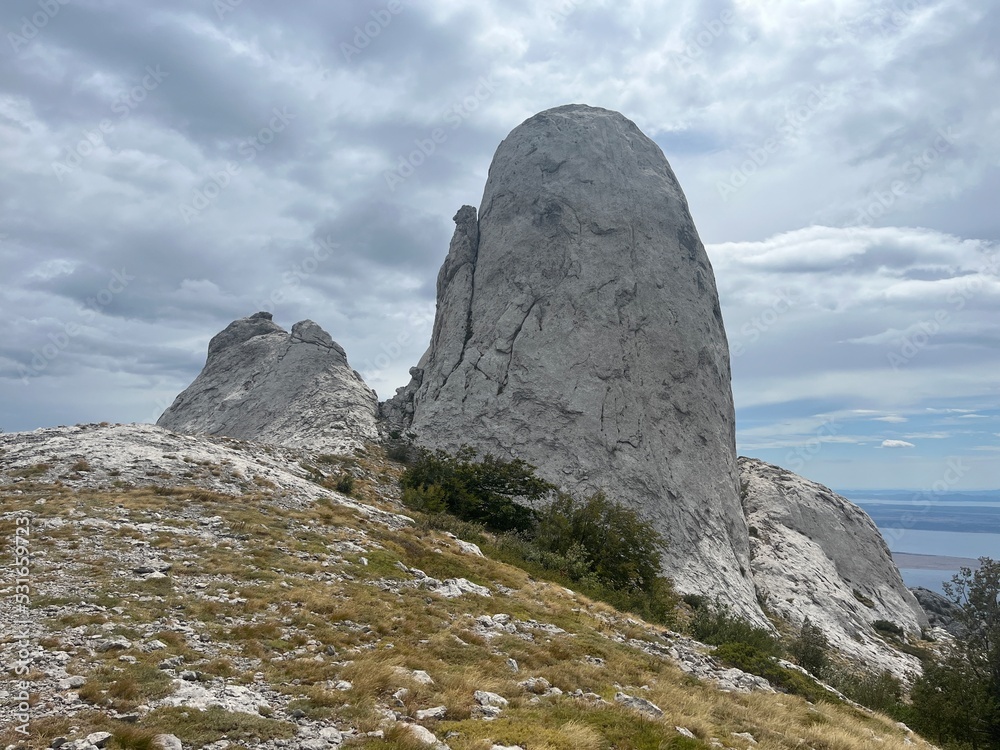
[891,551,982,571]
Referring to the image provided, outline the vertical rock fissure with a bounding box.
[497,298,539,395]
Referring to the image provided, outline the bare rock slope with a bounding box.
[158,312,378,455]
[386,104,760,622]
[740,457,929,676]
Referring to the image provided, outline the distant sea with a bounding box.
[839,490,1000,594]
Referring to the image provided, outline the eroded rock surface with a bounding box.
[159,312,378,454]
[386,104,759,621]
[740,457,929,676]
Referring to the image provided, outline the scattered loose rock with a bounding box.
[615,691,664,718]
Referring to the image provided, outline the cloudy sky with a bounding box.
[2,0,997,491]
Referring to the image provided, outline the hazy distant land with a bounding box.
[891,552,982,571]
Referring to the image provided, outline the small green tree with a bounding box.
[909,557,1000,749]
[789,618,829,677]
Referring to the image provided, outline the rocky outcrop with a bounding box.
[740,457,929,676]
[158,312,378,454]
[386,104,760,622]
[911,587,965,636]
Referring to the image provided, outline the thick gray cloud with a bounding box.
[1,0,997,490]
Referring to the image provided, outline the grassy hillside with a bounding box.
[0,437,936,750]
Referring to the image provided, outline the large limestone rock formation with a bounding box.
[158,312,378,454]
[740,457,929,675]
[386,104,761,621]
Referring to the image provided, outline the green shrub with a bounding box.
[682,593,707,610]
[535,491,667,595]
[789,618,829,677]
[416,512,486,542]
[496,532,596,584]
[385,441,414,463]
[404,484,448,514]
[826,668,904,717]
[713,641,836,704]
[488,532,678,627]
[400,446,548,533]
[401,447,678,625]
[690,603,781,656]
[335,475,355,495]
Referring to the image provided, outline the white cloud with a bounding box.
[873,415,907,423]
[881,439,916,449]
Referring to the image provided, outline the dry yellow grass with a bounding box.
[0,464,937,750]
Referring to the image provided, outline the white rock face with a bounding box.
[158,312,378,454]
[0,422,409,528]
[740,457,929,676]
[387,104,760,622]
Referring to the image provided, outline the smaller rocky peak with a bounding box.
[158,313,378,454]
[291,319,348,361]
[438,205,479,282]
[740,456,928,676]
[207,311,285,357]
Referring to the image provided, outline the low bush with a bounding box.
[535,491,666,596]
[401,447,548,533]
[690,603,781,656]
[788,617,829,676]
[872,619,904,638]
[826,668,904,718]
[401,447,679,626]
[713,641,836,704]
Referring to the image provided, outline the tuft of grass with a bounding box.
[77,663,174,710]
[853,589,876,608]
[139,706,296,746]
[10,462,51,478]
